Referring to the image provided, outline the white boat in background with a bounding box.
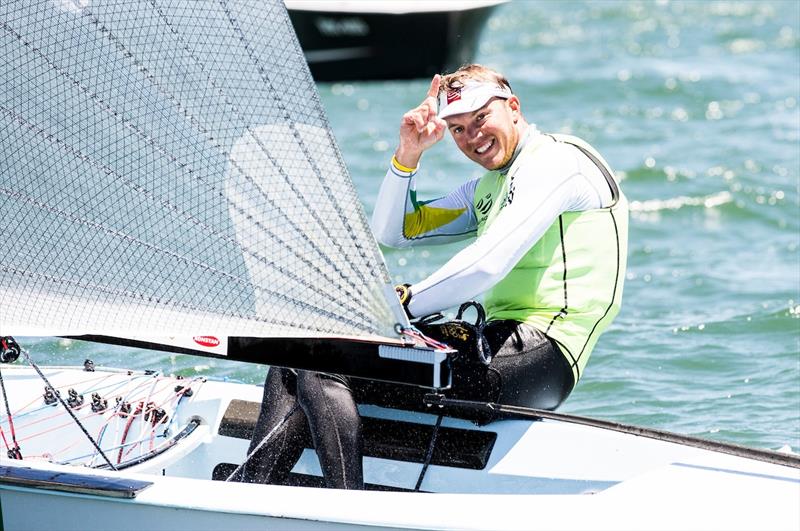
[0,363,797,531]
[286,1,507,81]
[0,1,798,529]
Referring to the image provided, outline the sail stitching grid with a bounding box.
[0,23,340,321]
[0,114,369,332]
[76,7,373,311]
[145,0,377,298]
[3,7,386,332]
[217,0,386,290]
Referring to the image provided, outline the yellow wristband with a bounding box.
[395,284,411,305]
[391,155,417,174]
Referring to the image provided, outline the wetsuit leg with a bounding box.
[482,320,574,410]
[240,367,309,484]
[296,371,363,490]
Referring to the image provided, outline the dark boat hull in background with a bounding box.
[286,1,506,81]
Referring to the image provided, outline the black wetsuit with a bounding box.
[239,319,573,489]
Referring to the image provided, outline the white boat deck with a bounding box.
[0,365,798,530]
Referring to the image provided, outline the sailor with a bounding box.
[240,64,627,490]
[372,63,628,411]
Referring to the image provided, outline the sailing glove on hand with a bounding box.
[395,284,414,319]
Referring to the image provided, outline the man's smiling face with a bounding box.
[445,96,522,170]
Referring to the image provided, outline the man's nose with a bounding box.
[469,124,483,141]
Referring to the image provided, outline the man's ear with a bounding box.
[507,96,521,122]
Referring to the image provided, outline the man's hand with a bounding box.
[394,75,447,169]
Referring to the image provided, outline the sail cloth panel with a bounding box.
[0,0,401,339]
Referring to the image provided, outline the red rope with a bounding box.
[117,404,140,464]
[0,425,12,450]
[399,326,452,351]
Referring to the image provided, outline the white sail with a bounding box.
[0,0,405,339]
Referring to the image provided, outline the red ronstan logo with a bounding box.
[446,88,461,105]
[193,336,220,348]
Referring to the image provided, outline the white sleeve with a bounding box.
[371,163,478,248]
[407,142,606,317]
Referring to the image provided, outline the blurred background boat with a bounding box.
[286,0,507,80]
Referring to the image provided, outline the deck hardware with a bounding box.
[175,385,193,397]
[6,446,22,459]
[43,386,60,406]
[116,398,132,417]
[147,407,167,426]
[0,337,20,364]
[91,393,108,413]
[67,389,84,408]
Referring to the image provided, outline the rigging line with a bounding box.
[134,376,177,458]
[17,378,178,445]
[120,402,168,463]
[28,10,375,313]
[159,378,202,436]
[35,374,154,426]
[146,383,191,415]
[96,418,201,471]
[425,396,800,470]
[92,414,117,467]
[47,432,92,462]
[0,21,374,320]
[149,420,163,453]
[146,0,375,298]
[414,413,443,492]
[7,371,120,429]
[90,375,155,464]
[218,0,380,289]
[18,348,117,471]
[139,374,161,445]
[117,405,139,464]
[399,327,451,351]
[79,416,169,464]
[8,373,152,429]
[14,410,92,444]
[6,399,83,437]
[14,395,140,446]
[0,366,22,458]
[142,416,169,456]
[224,402,301,482]
[65,427,170,466]
[0,425,12,452]
[0,135,374,333]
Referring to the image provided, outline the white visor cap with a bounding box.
[438,81,513,119]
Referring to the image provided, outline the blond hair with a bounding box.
[440,64,512,95]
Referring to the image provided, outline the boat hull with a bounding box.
[0,365,798,530]
[287,4,502,81]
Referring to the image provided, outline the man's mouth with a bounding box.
[475,138,495,155]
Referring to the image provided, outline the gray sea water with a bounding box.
[21,0,800,452]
